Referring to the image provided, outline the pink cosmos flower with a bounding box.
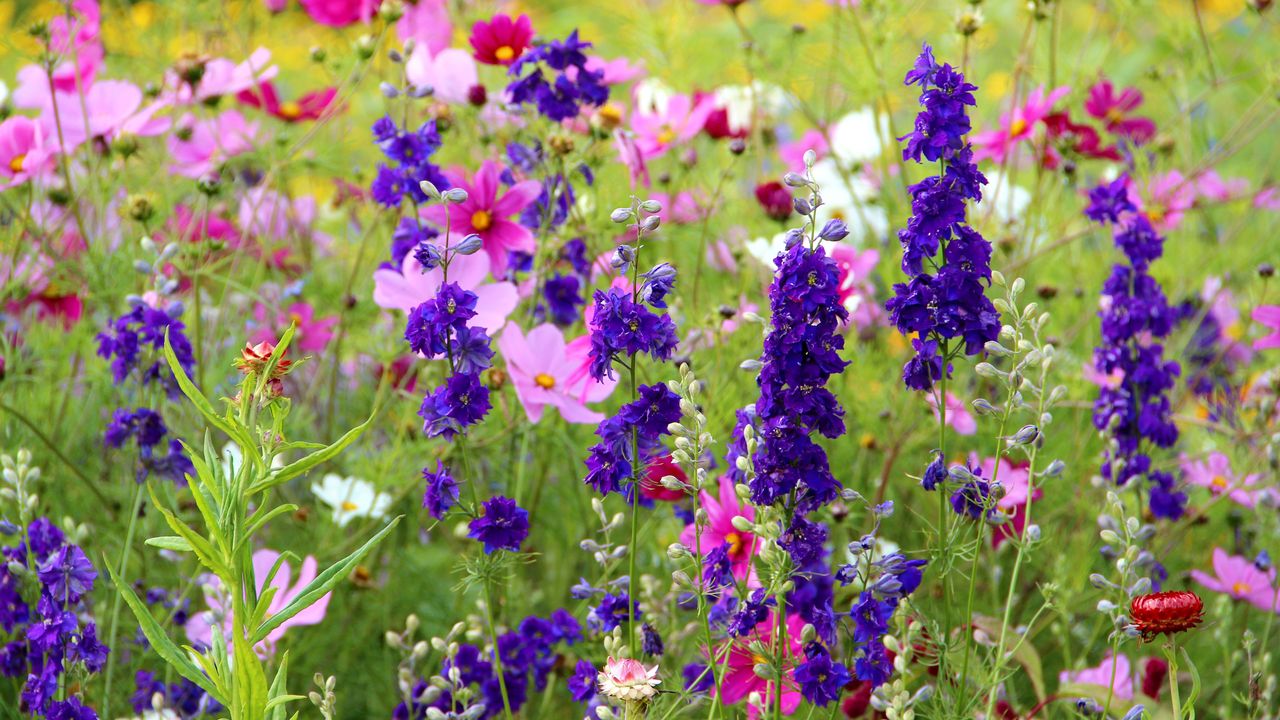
[238,81,337,123]
[1201,277,1251,366]
[830,244,882,329]
[1194,170,1249,204]
[583,56,646,86]
[1084,79,1156,143]
[648,191,705,225]
[1191,548,1279,614]
[164,49,278,105]
[972,85,1070,164]
[1252,305,1280,350]
[252,302,338,352]
[497,324,616,424]
[778,128,829,172]
[46,0,103,93]
[405,47,479,105]
[717,612,805,719]
[15,73,170,151]
[421,161,541,275]
[168,110,259,178]
[372,250,518,334]
[1083,359,1124,389]
[0,116,56,189]
[1180,452,1271,508]
[396,0,451,54]
[679,477,760,583]
[614,129,650,187]
[929,392,976,435]
[1059,653,1134,701]
[299,0,378,26]
[186,549,332,657]
[2,253,83,327]
[1254,187,1280,211]
[238,188,326,247]
[1128,171,1195,232]
[469,14,534,66]
[706,239,738,274]
[631,93,713,159]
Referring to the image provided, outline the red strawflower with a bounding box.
[236,341,292,375]
[1129,591,1204,641]
[238,81,339,123]
[469,14,533,66]
[754,181,792,221]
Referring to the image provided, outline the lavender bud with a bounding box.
[380,82,400,98]
[610,208,633,223]
[442,188,469,204]
[792,197,813,215]
[817,218,849,242]
[452,234,483,255]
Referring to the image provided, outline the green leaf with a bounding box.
[247,414,373,495]
[145,536,193,552]
[164,331,259,471]
[971,615,1046,700]
[266,652,300,720]
[149,491,233,580]
[233,627,269,719]
[251,516,401,644]
[105,558,223,701]
[240,504,299,551]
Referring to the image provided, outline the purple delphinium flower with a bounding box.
[369,117,449,208]
[467,496,530,553]
[582,384,681,497]
[588,592,640,632]
[542,273,584,325]
[104,407,168,449]
[586,288,679,381]
[421,461,460,520]
[750,241,848,513]
[418,372,492,440]
[506,30,608,122]
[37,546,96,604]
[1087,176,1185,519]
[886,44,999,392]
[567,659,597,702]
[794,641,851,707]
[96,302,196,395]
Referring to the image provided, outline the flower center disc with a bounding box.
[471,209,493,231]
[495,46,515,62]
[534,373,556,389]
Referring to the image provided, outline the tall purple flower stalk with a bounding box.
[1085,176,1186,519]
[886,43,1000,391]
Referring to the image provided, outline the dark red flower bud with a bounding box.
[754,181,792,221]
[1129,591,1204,641]
[1141,656,1169,698]
[467,84,488,107]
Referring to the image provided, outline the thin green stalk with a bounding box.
[484,582,516,720]
[101,484,145,718]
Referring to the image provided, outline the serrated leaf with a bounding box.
[251,516,400,644]
[105,558,222,701]
[145,536,193,552]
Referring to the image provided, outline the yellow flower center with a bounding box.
[495,46,516,62]
[1211,474,1230,490]
[8,154,25,174]
[534,373,556,389]
[1009,118,1028,137]
[1105,107,1125,124]
[751,653,768,666]
[279,101,302,120]
[471,209,493,231]
[289,312,304,326]
[341,500,359,511]
[725,531,745,559]
[1146,206,1166,223]
[596,103,624,128]
[1232,581,1252,595]
[657,126,676,145]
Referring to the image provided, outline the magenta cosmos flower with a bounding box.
[717,612,805,718]
[1084,78,1156,143]
[469,14,534,66]
[972,85,1069,164]
[0,116,55,189]
[238,81,338,123]
[253,301,338,352]
[164,48,278,105]
[1180,452,1272,508]
[496,323,616,424]
[679,477,760,583]
[186,549,332,657]
[1191,548,1279,614]
[1252,305,1280,350]
[631,93,714,159]
[1059,653,1135,701]
[299,0,378,26]
[372,249,518,334]
[1126,171,1195,232]
[167,110,259,179]
[421,160,542,275]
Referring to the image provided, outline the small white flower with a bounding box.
[745,231,791,268]
[633,78,676,115]
[311,474,392,527]
[220,442,285,480]
[597,656,661,702]
[712,82,789,135]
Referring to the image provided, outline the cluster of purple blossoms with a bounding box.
[103,407,194,484]
[886,44,1000,391]
[1086,176,1186,519]
[586,285,679,382]
[583,383,682,498]
[0,519,109,718]
[370,116,450,208]
[588,591,641,632]
[394,610,580,720]
[404,282,494,441]
[842,554,926,687]
[535,237,591,326]
[96,301,196,395]
[794,641,852,707]
[421,460,460,521]
[467,495,531,554]
[386,216,440,270]
[506,31,608,122]
[506,141,594,234]
[749,240,848,514]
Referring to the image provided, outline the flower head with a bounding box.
[470,14,534,66]
[597,656,660,702]
[468,496,530,554]
[1129,591,1204,641]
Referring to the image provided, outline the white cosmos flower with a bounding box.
[978,169,1031,225]
[712,82,789,134]
[829,107,890,165]
[810,158,889,245]
[632,78,676,115]
[220,442,285,480]
[311,474,392,527]
[745,231,792,268]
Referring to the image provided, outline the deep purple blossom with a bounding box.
[467,496,530,554]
